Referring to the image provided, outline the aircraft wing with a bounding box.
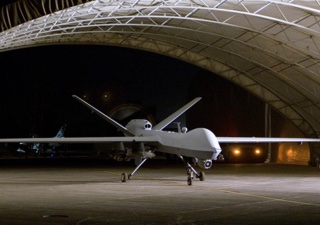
[153,97,202,131]
[72,95,135,137]
[217,137,320,143]
[0,136,160,144]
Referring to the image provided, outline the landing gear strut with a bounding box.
[121,155,205,186]
[121,157,148,182]
[187,167,193,186]
[179,156,205,186]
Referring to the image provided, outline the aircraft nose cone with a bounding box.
[187,128,221,150]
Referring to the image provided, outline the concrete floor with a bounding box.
[0,158,320,225]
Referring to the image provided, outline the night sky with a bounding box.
[0,0,17,7]
[0,45,280,139]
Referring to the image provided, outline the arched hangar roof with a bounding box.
[1,0,320,140]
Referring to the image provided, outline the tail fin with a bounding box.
[72,95,135,137]
[152,97,201,131]
[55,124,66,138]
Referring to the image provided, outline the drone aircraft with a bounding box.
[1,95,319,185]
[17,124,66,155]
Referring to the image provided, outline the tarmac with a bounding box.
[0,158,320,225]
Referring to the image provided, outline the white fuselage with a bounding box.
[125,119,222,160]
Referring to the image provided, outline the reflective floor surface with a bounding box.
[0,158,319,225]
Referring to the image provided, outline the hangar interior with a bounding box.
[1,0,320,165]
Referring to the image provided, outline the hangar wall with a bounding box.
[1,0,320,164]
[276,120,310,165]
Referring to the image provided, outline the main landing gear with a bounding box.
[121,155,205,186]
[121,157,148,182]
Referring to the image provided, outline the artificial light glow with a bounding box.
[102,91,111,102]
[255,149,261,155]
[234,149,240,155]
[286,149,294,157]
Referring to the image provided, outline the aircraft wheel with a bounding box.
[121,173,128,182]
[199,171,205,181]
[187,177,192,186]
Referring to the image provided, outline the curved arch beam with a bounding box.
[1,0,320,141]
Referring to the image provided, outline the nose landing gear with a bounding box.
[187,167,193,186]
[181,156,206,186]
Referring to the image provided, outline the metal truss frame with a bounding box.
[1,0,320,159]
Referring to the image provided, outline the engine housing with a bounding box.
[197,159,213,169]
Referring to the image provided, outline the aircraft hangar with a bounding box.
[1,0,320,164]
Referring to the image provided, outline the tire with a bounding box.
[199,171,205,181]
[187,177,192,186]
[121,173,127,182]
